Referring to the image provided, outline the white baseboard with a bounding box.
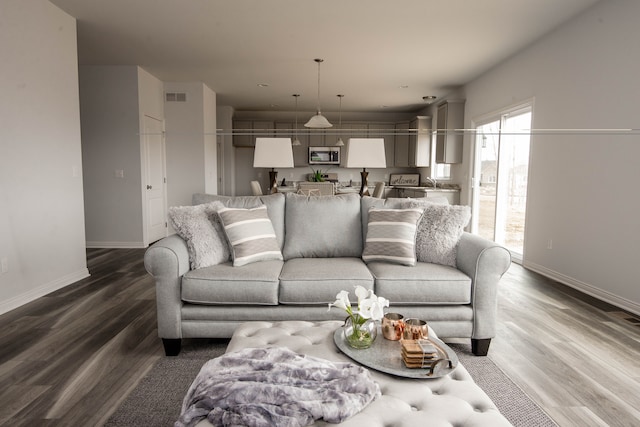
[86,241,146,249]
[524,261,640,317]
[0,268,90,316]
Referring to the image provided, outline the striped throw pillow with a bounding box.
[217,205,283,267]
[362,207,424,266]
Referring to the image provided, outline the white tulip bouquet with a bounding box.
[329,286,389,348]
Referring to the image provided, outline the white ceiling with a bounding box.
[51,0,599,114]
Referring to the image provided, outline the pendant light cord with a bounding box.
[315,59,323,113]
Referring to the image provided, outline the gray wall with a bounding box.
[80,65,164,247]
[0,0,88,314]
[460,0,640,313]
[164,82,218,210]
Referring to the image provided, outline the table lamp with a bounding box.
[344,138,387,196]
[253,138,294,193]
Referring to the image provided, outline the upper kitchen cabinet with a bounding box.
[307,129,326,146]
[344,122,368,140]
[275,121,309,167]
[368,123,395,168]
[232,120,274,146]
[435,100,464,164]
[409,116,431,167]
[394,121,410,167]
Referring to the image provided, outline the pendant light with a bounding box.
[305,59,333,128]
[336,94,344,146]
[292,94,301,146]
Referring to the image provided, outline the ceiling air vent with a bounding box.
[165,92,187,102]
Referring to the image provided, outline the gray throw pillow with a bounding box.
[407,202,471,267]
[362,207,424,266]
[217,205,283,267]
[168,201,231,270]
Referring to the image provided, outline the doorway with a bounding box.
[471,105,532,262]
[143,115,167,245]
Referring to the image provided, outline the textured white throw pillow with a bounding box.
[168,201,231,270]
[362,207,424,266]
[408,202,471,267]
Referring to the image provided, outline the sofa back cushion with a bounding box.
[192,193,285,249]
[283,193,363,259]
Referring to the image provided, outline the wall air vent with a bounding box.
[165,92,187,102]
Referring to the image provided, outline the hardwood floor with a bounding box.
[0,248,639,426]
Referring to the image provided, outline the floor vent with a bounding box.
[165,92,187,102]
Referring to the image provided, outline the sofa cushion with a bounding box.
[168,201,230,269]
[368,261,472,304]
[279,258,374,305]
[283,193,363,260]
[362,207,423,266]
[192,193,286,249]
[182,260,284,305]
[217,205,283,267]
[407,201,471,267]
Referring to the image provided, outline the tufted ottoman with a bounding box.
[195,320,512,427]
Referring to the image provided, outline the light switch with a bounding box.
[115,169,124,178]
[1,257,8,274]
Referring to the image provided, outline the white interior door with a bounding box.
[143,115,167,244]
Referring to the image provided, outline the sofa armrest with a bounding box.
[144,234,190,339]
[456,232,511,340]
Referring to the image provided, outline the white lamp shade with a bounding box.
[344,138,387,168]
[253,138,294,168]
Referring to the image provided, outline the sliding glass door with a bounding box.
[472,106,531,261]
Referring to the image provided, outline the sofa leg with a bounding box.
[472,338,491,356]
[162,338,182,356]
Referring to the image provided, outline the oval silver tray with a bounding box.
[333,326,459,379]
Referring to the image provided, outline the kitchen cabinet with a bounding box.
[394,122,410,167]
[368,123,395,168]
[308,129,326,146]
[275,122,309,167]
[233,120,274,147]
[435,100,464,164]
[408,116,431,167]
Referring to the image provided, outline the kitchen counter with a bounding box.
[391,186,460,204]
[393,186,459,193]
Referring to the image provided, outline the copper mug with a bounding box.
[382,313,405,340]
[402,318,429,340]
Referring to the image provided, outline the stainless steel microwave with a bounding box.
[309,146,340,165]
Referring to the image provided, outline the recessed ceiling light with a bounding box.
[257,83,269,88]
[399,85,409,89]
[423,95,437,101]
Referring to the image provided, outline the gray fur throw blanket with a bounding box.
[175,347,381,427]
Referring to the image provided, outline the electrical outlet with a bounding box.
[547,239,553,250]
[1,257,8,273]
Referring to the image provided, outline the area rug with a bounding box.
[106,339,556,427]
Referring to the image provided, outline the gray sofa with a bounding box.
[144,192,511,356]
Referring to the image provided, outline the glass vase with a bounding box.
[343,316,377,349]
